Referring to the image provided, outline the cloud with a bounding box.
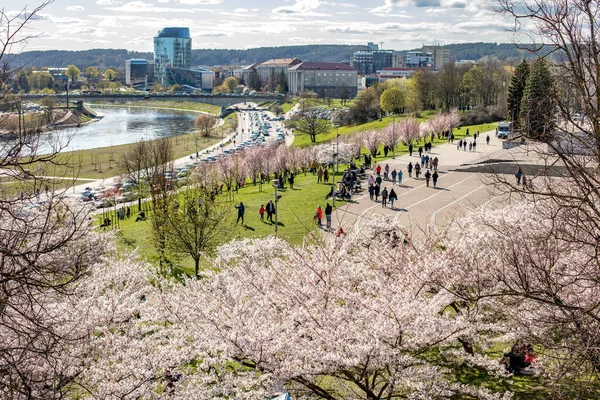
[288,36,324,43]
[96,0,119,4]
[194,31,233,37]
[177,0,223,4]
[66,5,85,11]
[105,1,192,13]
[272,0,326,16]
[414,0,440,6]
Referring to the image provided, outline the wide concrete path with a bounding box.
[329,132,520,235]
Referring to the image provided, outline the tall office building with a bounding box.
[422,45,451,70]
[153,27,192,85]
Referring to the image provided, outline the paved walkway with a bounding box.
[328,132,525,236]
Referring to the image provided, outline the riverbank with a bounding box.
[88,100,221,115]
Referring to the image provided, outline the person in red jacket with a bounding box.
[315,205,323,228]
[376,164,382,176]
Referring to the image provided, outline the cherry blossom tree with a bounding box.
[396,116,421,145]
[165,218,511,400]
[363,130,381,157]
[379,121,400,153]
[429,198,600,397]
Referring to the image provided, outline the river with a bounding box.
[37,105,199,154]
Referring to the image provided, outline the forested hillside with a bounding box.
[444,42,535,61]
[8,43,537,71]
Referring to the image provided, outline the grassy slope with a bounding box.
[110,172,345,275]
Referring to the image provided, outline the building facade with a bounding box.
[125,59,154,88]
[165,67,214,91]
[351,50,393,75]
[255,58,301,88]
[405,51,433,68]
[153,27,192,85]
[288,62,358,97]
[422,45,451,70]
[375,67,424,81]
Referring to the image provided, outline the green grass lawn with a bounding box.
[107,172,345,274]
[293,115,500,148]
[280,98,299,113]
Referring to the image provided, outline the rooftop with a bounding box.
[156,27,191,39]
[259,58,301,66]
[289,62,357,71]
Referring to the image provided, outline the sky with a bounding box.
[8,0,516,52]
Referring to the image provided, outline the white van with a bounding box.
[497,121,512,139]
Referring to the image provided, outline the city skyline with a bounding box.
[11,0,515,52]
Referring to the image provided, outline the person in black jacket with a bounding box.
[325,203,333,229]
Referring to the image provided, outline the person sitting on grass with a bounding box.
[135,210,146,222]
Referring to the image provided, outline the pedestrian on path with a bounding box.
[324,169,329,183]
[425,154,430,169]
[368,183,375,200]
[457,139,462,151]
[376,164,382,176]
[516,167,523,185]
[418,146,423,158]
[383,164,389,180]
[235,202,245,225]
[389,188,398,209]
[368,174,375,186]
[407,162,413,178]
[473,141,477,152]
[266,200,275,222]
[391,169,397,184]
[421,155,425,168]
[315,205,323,228]
[432,171,439,188]
[375,175,382,187]
[408,143,413,156]
[463,141,467,151]
[486,134,490,145]
[432,157,439,171]
[469,142,473,152]
[415,163,421,178]
[259,204,265,221]
[325,202,332,229]
[425,169,432,187]
[374,184,380,201]
[381,187,388,208]
[397,170,403,185]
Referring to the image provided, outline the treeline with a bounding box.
[8,43,540,71]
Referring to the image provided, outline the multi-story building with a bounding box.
[375,67,424,81]
[255,58,301,88]
[153,27,192,85]
[125,59,154,88]
[351,51,374,75]
[165,66,213,91]
[422,45,451,70]
[351,50,394,75]
[405,51,433,68]
[288,62,358,97]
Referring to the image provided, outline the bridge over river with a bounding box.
[22,93,283,116]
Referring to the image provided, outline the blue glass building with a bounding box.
[153,27,192,85]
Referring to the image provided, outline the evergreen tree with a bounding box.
[520,58,555,139]
[507,59,529,126]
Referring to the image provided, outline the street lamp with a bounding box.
[273,179,282,237]
[332,125,340,208]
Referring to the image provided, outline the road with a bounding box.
[66,102,286,207]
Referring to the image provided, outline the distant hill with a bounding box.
[8,43,539,71]
[444,42,535,62]
[8,45,371,71]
